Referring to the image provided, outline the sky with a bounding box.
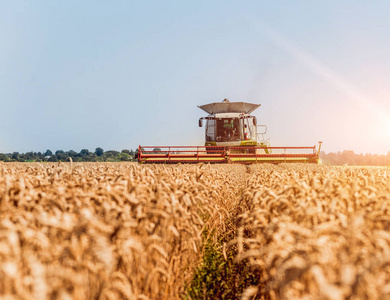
[1,1,390,155]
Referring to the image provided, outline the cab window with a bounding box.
[216,118,240,142]
[206,119,216,141]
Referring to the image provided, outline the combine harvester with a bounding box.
[138,99,322,164]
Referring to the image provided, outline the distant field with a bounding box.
[0,162,389,299]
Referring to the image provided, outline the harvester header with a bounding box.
[138,99,322,164]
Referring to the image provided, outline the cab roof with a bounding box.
[198,101,260,115]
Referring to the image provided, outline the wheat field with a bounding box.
[0,162,389,299]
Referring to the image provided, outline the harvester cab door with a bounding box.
[249,117,256,141]
[241,116,255,141]
[205,118,216,142]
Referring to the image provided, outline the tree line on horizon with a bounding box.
[0,148,137,162]
[0,148,389,166]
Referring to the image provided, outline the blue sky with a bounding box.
[2,1,390,154]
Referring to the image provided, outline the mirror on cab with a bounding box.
[253,116,257,126]
[199,118,203,127]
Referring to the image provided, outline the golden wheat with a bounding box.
[237,164,390,300]
[0,162,246,299]
[1,162,388,300]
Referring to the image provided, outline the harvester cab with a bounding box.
[198,99,269,148]
[138,99,322,164]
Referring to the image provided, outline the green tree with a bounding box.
[67,150,78,158]
[0,154,9,162]
[104,150,120,161]
[80,149,90,156]
[95,147,104,157]
[120,152,130,161]
[55,150,67,161]
[48,155,58,162]
[25,151,35,162]
[37,152,44,160]
[11,152,19,160]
